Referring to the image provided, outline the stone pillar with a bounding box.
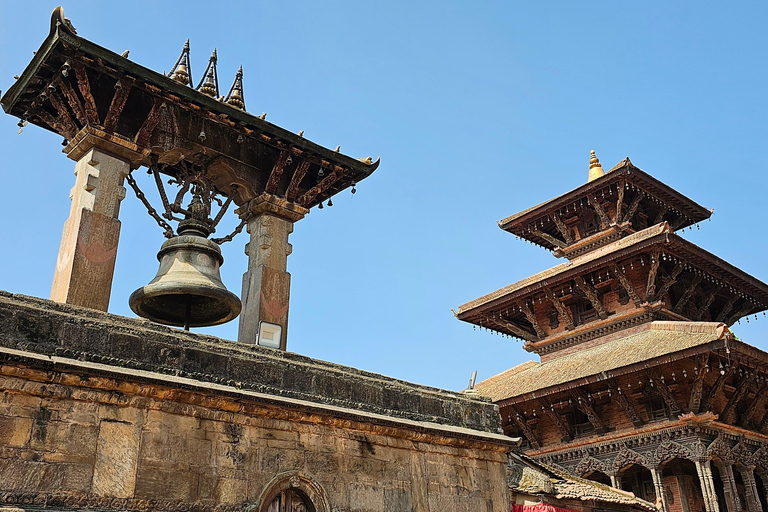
[238,194,307,349]
[51,129,140,311]
[738,467,763,512]
[651,466,669,512]
[695,459,721,512]
[717,462,743,512]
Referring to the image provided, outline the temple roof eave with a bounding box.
[1,10,380,180]
[497,161,712,245]
[457,224,768,321]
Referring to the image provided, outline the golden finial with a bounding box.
[170,39,193,86]
[588,149,605,182]
[224,66,246,110]
[197,49,219,97]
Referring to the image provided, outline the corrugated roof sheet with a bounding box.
[474,321,727,402]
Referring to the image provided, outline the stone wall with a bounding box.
[0,292,515,512]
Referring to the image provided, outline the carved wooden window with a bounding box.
[579,213,600,238]
[575,300,597,325]
[616,286,630,306]
[569,409,594,437]
[646,397,668,421]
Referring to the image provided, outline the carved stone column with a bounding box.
[695,459,721,512]
[651,466,669,512]
[738,467,763,512]
[51,129,141,311]
[757,472,768,511]
[238,194,307,349]
[717,462,743,512]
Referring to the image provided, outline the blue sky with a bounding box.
[1,2,767,391]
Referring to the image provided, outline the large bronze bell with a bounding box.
[129,217,241,329]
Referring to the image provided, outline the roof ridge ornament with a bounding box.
[51,6,77,36]
[224,65,246,110]
[196,49,219,98]
[170,39,193,86]
[588,149,605,182]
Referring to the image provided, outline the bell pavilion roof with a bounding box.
[1,7,379,209]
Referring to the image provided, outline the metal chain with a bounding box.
[211,217,247,245]
[126,172,175,238]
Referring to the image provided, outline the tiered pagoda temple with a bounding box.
[457,151,768,512]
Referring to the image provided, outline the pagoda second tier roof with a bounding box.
[475,321,734,405]
[457,222,768,318]
[1,8,379,209]
[498,158,711,251]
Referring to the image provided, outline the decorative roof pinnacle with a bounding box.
[588,149,605,182]
[170,39,193,86]
[224,65,246,110]
[197,49,220,98]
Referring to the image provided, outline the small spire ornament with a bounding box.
[196,49,219,98]
[170,39,193,86]
[224,66,246,110]
[588,149,605,182]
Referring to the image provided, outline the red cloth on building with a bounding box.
[513,504,579,512]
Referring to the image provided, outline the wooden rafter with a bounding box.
[569,388,606,434]
[647,369,682,418]
[715,296,738,323]
[482,315,538,342]
[72,61,99,125]
[612,263,642,307]
[726,301,756,327]
[532,227,567,249]
[622,194,643,224]
[588,193,611,229]
[286,159,311,202]
[135,99,164,148]
[265,150,291,194]
[56,76,88,126]
[645,249,661,301]
[510,408,540,449]
[720,378,752,424]
[688,353,709,413]
[694,285,722,321]
[611,378,643,427]
[516,300,546,339]
[538,397,571,442]
[298,167,346,207]
[739,381,767,428]
[553,212,573,244]
[574,275,608,319]
[103,80,132,132]
[701,361,738,412]
[614,179,625,224]
[673,275,703,314]
[32,104,70,139]
[546,288,574,330]
[758,408,768,435]
[45,91,78,140]
[654,261,685,303]
[654,204,669,225]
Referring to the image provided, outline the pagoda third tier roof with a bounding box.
[1,8,379,209]
[498,158,711,256]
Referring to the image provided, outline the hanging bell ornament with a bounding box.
[129,192,241,329]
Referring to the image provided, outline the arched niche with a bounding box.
[256,472,330,512]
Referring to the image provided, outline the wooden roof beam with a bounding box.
[688,353,709,413]
[538,397,572,442]
[574,275,608,319]
[701,360,738,412]
[720,377,752,424]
